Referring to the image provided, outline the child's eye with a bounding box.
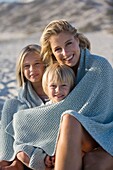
[55,47,61,52]
[35,63,40,65]
[50,84,56,89]
[23,65,30,69]
[35,62,43,66]
[62,84,67,87]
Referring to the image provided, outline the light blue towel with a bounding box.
[0,81,46,170]
[1,49,113,170]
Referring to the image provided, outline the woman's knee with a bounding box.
[62,114,80,125]
[60,114,83,142]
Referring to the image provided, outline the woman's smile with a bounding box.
[49,32,80,67]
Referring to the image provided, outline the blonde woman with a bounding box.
[40,19,113,170]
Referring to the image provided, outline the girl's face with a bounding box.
[49,32,80,67]
[47,78,71,103]
[23,52,45,83]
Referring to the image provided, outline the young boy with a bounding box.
[42,62,76,103]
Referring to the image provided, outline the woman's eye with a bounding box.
[67,42,72,46]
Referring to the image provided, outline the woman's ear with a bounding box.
[75,37,79,44]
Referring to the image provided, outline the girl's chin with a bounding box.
[31,79,40,83]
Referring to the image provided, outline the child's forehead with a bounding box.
[48,75,67,84]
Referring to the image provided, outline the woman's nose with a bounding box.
[62,49,66,56]
[62,48,68,56]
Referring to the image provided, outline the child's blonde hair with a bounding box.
[42,62,76,96]
[16,44,41,87]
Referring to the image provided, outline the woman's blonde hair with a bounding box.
[40,19,91,65]
[16,44,41,87]
[42,62,76,96]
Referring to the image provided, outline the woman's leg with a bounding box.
[54,114,98,170]
[54,114,83,170]
[82,126,98,154]
[83,147,113,170]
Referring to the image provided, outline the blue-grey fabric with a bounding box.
[1,48,113,170]
[0,81,46,170]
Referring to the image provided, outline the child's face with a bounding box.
[23,52,45,84]
[47,79,71,103]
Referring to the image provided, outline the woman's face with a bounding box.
[23,51,45,83]
[49,32,80,67]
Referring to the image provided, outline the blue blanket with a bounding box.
[1,49,113,170]
[0,81,46,170]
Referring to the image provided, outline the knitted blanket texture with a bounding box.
[0,81,46,170]
[1,49,113,170]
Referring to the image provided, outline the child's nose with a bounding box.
[29,65,35,71]
[55,86,60,93]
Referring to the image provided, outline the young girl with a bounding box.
[0,44,48,170]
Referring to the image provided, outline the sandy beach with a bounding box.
[0,0,113,117]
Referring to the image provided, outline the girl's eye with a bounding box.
[55,47,61,52]
[23,65,30,69]
[35,62,43,66]
[35,63,40,65]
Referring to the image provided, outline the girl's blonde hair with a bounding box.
[16,44,41,87]
[42,62,76,96]
[40,19,91,65]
